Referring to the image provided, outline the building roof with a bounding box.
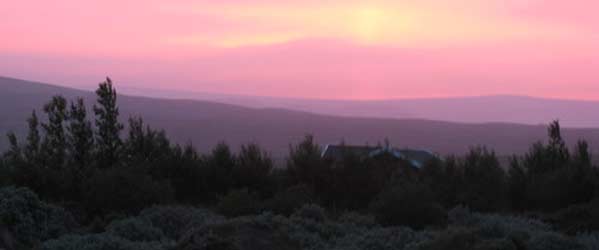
[321,144,436,169]
[321,145,377,159]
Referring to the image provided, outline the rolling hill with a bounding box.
[2,76,599,161]
[125,87,599,128]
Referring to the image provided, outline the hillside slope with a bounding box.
[2,76,599,159]
[137,90,599,128]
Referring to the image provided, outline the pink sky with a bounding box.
[1,0,598,100]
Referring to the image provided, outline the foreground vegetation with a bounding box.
[1,78,599,249]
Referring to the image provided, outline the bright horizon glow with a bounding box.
[1,0,598,100]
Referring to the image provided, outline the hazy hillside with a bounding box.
[125,88,599,128]
[3,76,599,159]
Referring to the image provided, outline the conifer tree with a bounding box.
[24,110,41,165]
[125,116,146,159]
[41,96,67,170]
[460,146,506,212]
[5,132,21,162]
[67,98,94,172]
[94,78,123,168]
[507,157,528,210]
[235,143,273,195]
[204,143,236,199]
[547,120,569,168]
[287,135,324,187]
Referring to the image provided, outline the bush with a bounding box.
[526,232,585,250]
[106,218,166,242]
[370,182,446,229]
[139,206,224,240]
[291,204,328,223]
[447,206,476,226]
[177,214,300,250]
[576,232,599,250]
[338,212,376,227]
[177,229,238,250]
[217,189,261,217]
[41,234,168,250]
[334,227,428,250]
[548,198,599,234]
[409,227,519,250]
[448,206,550,236]
[84,167,174,214]
[0,186,76,248]
[409,227,480,250]
[263,185,314,216]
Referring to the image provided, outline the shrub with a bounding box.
[526,232,586,250]
[139,206,224,240]
[448,206,550,237]
[291,204,328,223]
[0,186,76,248]
[41,234,168,250]
[217,189,261,217]
[106,218,166,242]
[447,206,476,226]
[177,214,300,250]
[177,229,238,250]
[370,182,446,229]
[548,198,599,234]
[334,227,428,250]
[409,227,480,250]
[84,167,174,214]
[408,227,517,250]
[263,185,313,216]
[576,232,599,250]
[338,212,376,227]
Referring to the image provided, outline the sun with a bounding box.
[350,7,391,43]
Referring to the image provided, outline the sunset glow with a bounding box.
[1,0,598,99]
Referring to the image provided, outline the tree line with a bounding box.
[1,78,599,232]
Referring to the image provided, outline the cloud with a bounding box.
[1,0,598,100]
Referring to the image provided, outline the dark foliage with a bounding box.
[94,78,124,168]
[217,189,261,217]
[84,166,174,215]
[370,181,446,229]
[459,147,507,212]
[1,79,598,249]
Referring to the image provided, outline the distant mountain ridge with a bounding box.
[2,76,599,159]
[119,87,599,128]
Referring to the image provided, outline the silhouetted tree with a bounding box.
[41,96,68,171]
[124,116,172,180]
[507,157,527,211]
[13,111,46,194]
[66,98,94,172]
[5,132,21,164]
[64,98,94,200]
[518,121,597,211]
[287,135,326,188]
[23,110,41,165]
[547,120,570,169]
[167,144,204,204]
[459,146,507,212]
[421,156,462,208]
[564,140,597,205]
[94,78,123,168]
[234,143,273,197]
[202,143,236,201]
